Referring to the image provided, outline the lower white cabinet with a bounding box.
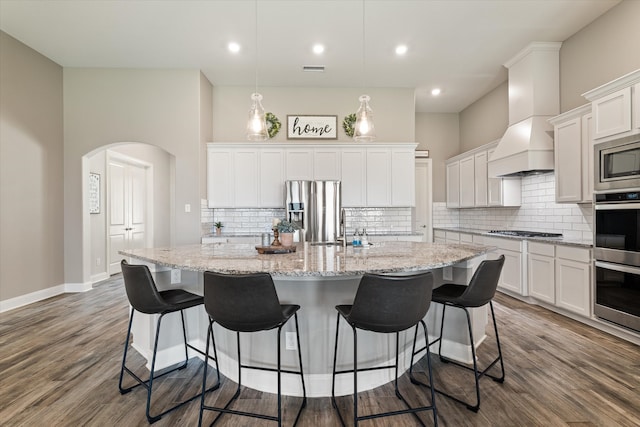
[434,230,446,243]
[485,237,524,296]
[555,246,591,317]
[528,242,556,304]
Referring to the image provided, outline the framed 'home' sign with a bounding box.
[287,115,338,140]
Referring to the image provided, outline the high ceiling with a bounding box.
[0,0,621,113]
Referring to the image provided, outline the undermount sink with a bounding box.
[309,241,373,247]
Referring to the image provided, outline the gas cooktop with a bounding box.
[487,230,563,238]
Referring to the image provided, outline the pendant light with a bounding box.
[354,0,376,142]
[246,0,268,141]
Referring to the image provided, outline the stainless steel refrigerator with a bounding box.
[285,180,342,243]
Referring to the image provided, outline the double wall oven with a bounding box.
[594,134,640,333]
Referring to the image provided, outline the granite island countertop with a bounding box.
[120,241,494,277]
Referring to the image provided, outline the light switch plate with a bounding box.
[185,204,191,213]
[443,266,453,281]
[171,269,181,284]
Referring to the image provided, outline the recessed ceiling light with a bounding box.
[313,44,325,55]
[395,45,408,55]
[228,42,241,53]
[431,88,442,96]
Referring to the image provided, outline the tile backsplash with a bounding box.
[201,200,412,236]
[433,173,593,242]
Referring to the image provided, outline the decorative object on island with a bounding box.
[353,0,376,142]
[213,221,223,236]
[246,0,268,141]
[265,112,281,138]
[276,218,301,246]
[286,115,338,139]
[342,113,356,137]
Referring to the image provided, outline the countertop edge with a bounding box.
[433,227,593,248]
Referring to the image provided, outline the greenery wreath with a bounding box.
[342,113,356,137]
[266,112,281,139]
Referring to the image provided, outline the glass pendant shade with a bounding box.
[354,95,376,141]
[246,92,268,141]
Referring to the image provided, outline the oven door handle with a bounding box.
[595,260,640,275]
[595,202,640,210]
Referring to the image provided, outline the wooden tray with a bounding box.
[255,245,297,254]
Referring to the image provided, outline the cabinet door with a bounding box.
[474,151,488,207]
[391,148,415,206]
[459,156,475,207]
[207,148,234,207]
[366,148,391,206]
[313,148,340,180]
[593,87,632,139]
[556,258,591,317]
[233,150,259,207]
[528,253,555,304]
[581,113,594,202]
[634,83,640,131]
[285,149,314,180]
[555,117,582,203]
[260,148,285,207]
[497,249,523,295]
[446,161,460,208]
[341,148,366,207]
[413,158,432,242]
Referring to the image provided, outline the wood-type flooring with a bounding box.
[1,274,639,426]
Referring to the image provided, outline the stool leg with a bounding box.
[352,326,358,427]
[438,304,447,361]
[462,307,481,412]
[198,319,213,427]
[145,312,166,423]
[489,301,506,382]
[179,310,189,365]
[292,312,307,426]
[118,308,136,394]
[330,313,341,410]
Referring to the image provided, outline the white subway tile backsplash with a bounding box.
[433,173,593,242]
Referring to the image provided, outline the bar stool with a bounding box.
[118,260,220,424]
[199,271,307,427]
[331,271,438,427]
[425,255,506,412]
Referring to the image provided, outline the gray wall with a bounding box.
[63,68,209,285]
[212,86,416,143]
[560,0,640,112]
[0,32,64,301]
[459,82,508,153]
[415,113,460,203]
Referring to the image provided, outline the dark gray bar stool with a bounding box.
[331,271,438,427]
[421,255,506,412]
[199,271,306,427]
[118,260,220,424]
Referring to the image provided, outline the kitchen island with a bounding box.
[120,241,495,397]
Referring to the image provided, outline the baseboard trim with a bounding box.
[0,284,65,313]
[64,282,94,293]
[90,272,110,284]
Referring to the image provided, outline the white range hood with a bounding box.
[488,42,562,177]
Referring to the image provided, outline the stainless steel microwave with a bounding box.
[595,134,640,192]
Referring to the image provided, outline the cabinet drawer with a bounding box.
[529,242,555,257]
[556,246,591,263]
[460,233,473,243]
[434,230,446,239]
[445,231,460,242]
[484,236,521,252]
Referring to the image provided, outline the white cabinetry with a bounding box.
[446,161,460,208]
[474,152,488,207]
[528,242,556,304]
[366,147,391,206]
[391,148,415,206]
[583,69,640,141]
[447,142,521,208]
[434,230,446,243]
[550,104,593,203]
[484,236,524,296]
[207,143,416,209]
[555,246,591,317]
[459,156,475,207]
[285,148,314,180]
[341,148,366,207]
[259,148,285,207]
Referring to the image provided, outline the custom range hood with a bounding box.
[488,42,562,177]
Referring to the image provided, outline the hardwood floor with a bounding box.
[1,275,639,426]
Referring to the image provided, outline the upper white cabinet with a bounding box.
[583,69,640,141]
[549,104,593,204]
[445,160,460,208]
[340,148,366,207]
[446,142,521,208]
[207,143,417,209]
[459,156,475,207]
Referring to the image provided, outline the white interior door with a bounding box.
[413,157,433,242]
[108,157,148,274]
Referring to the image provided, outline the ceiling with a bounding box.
[0,0,621,113]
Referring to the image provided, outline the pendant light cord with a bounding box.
[362,0,365,88]
[255,0,258,94]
